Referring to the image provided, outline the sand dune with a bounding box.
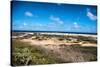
[21,38,96,47]
[12,32,97,47]
[12,32,97,64]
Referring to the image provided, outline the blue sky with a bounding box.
[12,1,97,33]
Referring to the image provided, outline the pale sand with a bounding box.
[12,32,97,39]
[12,32,97,47]
[21,38,97,47]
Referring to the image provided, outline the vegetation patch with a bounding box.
[12,40,57,66]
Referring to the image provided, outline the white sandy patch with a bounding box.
[20,38,96,47]
[81,44,96,47]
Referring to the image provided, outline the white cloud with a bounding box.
[87,8,97,21]
[59,21,64,24]
[50,15,60,21]
[49,15,64,25]
[31,23,46,29]
[19,26,24,29]
[23,22,27,26]
[25,11,33,17]
[38,24,43,26]
[73,22,80,29]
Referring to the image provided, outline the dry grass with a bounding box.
[11,32,97,66]
[11,39,97,66]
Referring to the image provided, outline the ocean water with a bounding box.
[12,30,97,35]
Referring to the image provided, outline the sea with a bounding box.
[12,30,97,35]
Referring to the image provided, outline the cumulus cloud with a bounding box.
[49,15,64,25]
[59,21,64,24]
[23,22,27,26]
[87,12,97,20]
[25,11,33,17]
[73,22,80,29]
[87,8,97,21]
[50,15,60,21]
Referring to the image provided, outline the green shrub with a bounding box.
[12,40,57,66]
